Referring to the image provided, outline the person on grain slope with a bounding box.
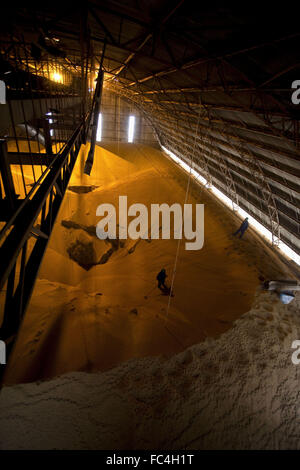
[233,217,249,239]
[156,268,167,290]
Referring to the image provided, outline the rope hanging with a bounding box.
[166,104,203,319]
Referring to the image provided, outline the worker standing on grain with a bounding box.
[233,217,249,239]
[157,268,167,290]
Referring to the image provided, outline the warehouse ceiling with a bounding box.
[1,1,300,255]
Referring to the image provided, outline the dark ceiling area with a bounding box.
[1,1,300,255]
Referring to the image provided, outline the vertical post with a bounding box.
[84,70,103,175]
[0,140,17,210]
[80,7,87,124]
[84,40,106,175]
[42,119,53,156]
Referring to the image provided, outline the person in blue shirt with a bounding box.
[233,217,249,239]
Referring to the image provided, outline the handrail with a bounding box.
[0,115,89,243]
[0,120,85,290]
